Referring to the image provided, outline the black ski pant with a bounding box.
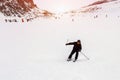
[68,50,79,60]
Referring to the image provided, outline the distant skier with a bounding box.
[66,40,82,62]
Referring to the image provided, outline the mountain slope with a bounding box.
[61,0,120,18]
[0,0,54,22]
[0,0,37,17]
[80,0,120,13]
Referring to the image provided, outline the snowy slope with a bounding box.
[80,0,120,14]
[0,16,120,80]
[57,0,120,18]
[0,0,120,80]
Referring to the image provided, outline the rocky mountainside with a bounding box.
[0,0,37,17]
[0,0,54,22]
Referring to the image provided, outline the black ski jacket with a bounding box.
[66,42,82,52]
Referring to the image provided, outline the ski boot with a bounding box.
[73,59,77,62]
[67,58,71,61]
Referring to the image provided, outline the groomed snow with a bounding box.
[0,16,120,80]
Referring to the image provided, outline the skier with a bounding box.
[66,40,82,62]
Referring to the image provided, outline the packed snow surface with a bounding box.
[0,16,120,80]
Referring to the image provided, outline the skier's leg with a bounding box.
[67,50,75,61]
[73,51,79,62]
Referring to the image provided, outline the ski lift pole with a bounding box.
[80,52,89,60]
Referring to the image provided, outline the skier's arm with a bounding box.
[66,42,75,45]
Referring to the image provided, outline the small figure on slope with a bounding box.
[66,40,82,62]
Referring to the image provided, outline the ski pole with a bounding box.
[66,39,69,45]
[80,52,89,60]
[66,39,69,43]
